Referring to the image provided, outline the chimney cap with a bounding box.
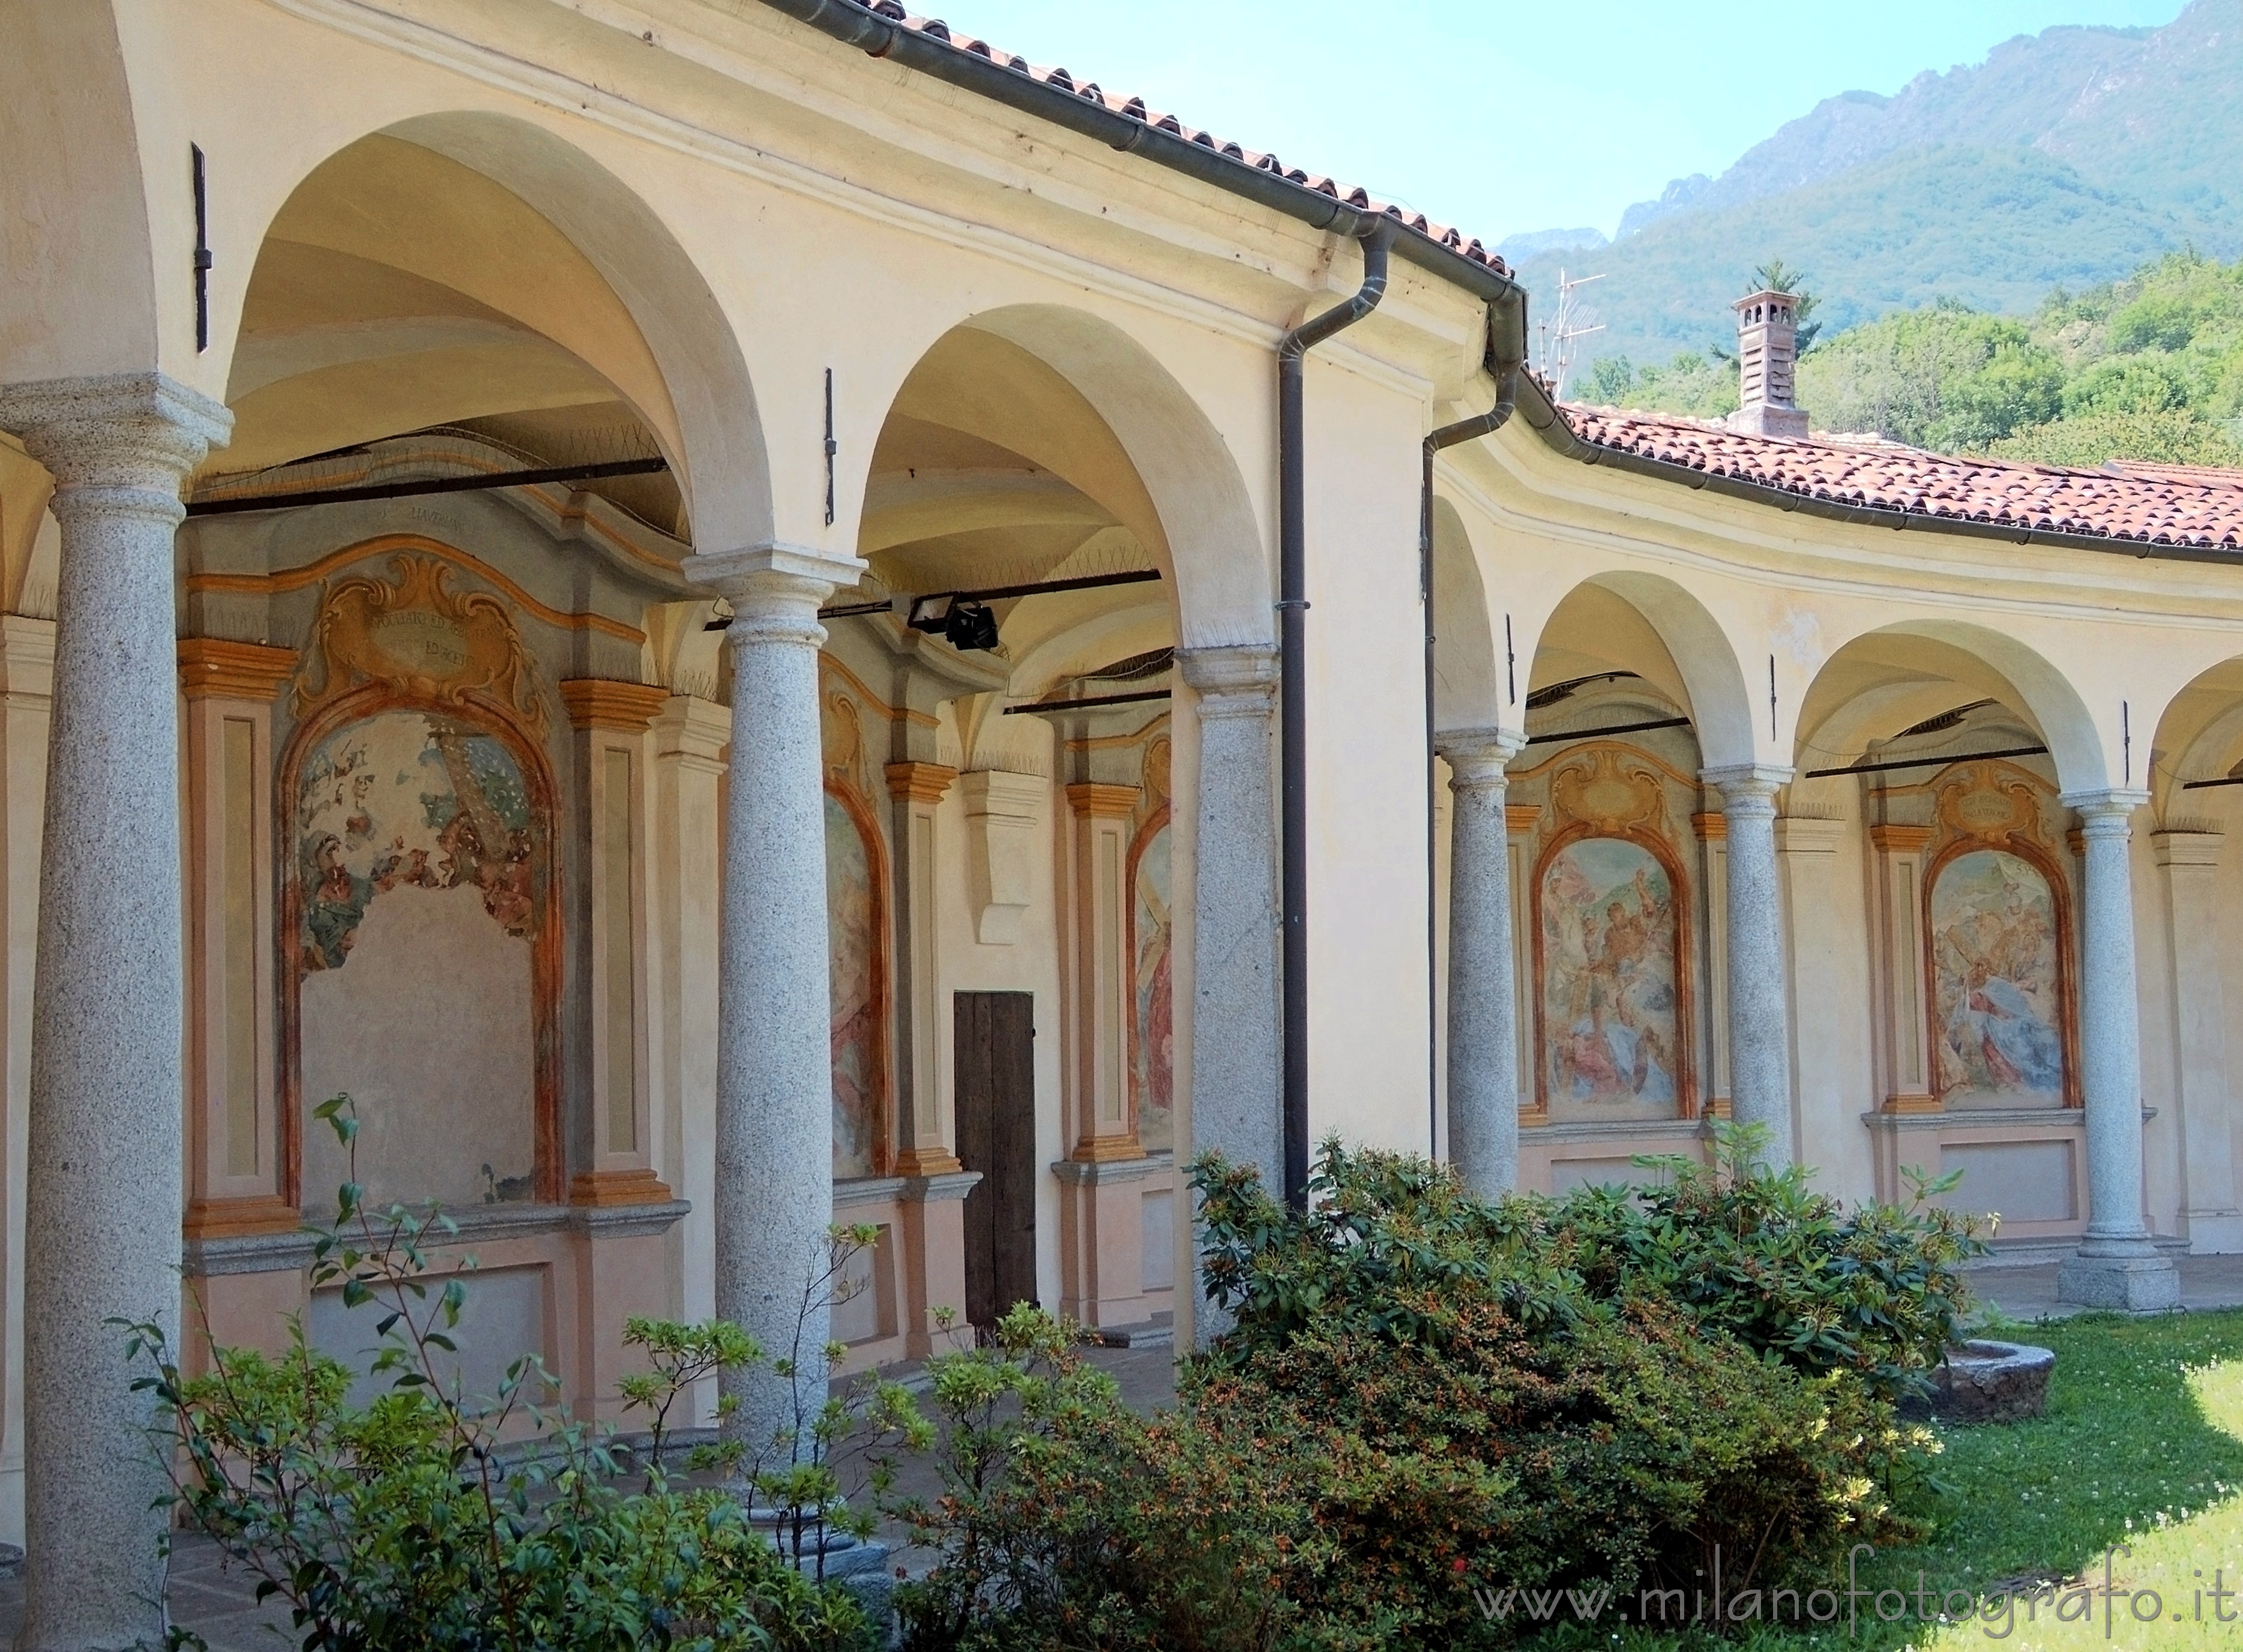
[1733,287,1799,316]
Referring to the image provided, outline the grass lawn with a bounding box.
[1532,1309,2243,1652]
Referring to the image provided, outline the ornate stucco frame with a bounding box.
[1528,744,1699,1120]
[1919,759,2083,1111]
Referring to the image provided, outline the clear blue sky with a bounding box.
[935,1,2190,244]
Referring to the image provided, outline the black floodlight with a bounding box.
[944,598,1001,652]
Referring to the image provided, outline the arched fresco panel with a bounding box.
[295,705,547,1210]
[1929,848,2065,1108]
[1539,837,1681,1110]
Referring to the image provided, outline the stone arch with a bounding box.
[1790,620,2106,815]
[2146,655,2243,821]
[0,5,163,379]
[1430,494,1505,733]
[1523,571,1757,769]
[861,304,1267,651]
[220,111,770,548]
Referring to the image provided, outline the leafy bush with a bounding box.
[130,1096,914,1652]
[893,1132,1975,1650]
[1203,1126,1987,1404]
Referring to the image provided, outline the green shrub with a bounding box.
[1200,1126,1987,1405]
[127,1096,913,1652]
[894,1132,1971,1651]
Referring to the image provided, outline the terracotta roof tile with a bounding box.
[1562,404,2243,553]
[871,7,1510,275]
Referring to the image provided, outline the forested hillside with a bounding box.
[1576,251,2243,467]
[1522,0,2243,370]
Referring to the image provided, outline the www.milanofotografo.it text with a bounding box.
[1472,1545,2243,1638]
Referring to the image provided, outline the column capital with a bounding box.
[1066,781,1140,819]
[885,760,958,805]
[1178,643,1277,716]
[1774,815,1848,855]
[176,638,296,702]
[2062,785,2151,825]
[2154,828,2224,870]
[1867,823,1934,853]
[0,371,231,495]
[1435,725,1526,787]
[651,692,730,763]
[559,677,669,732]
[1702,761,1795,802]
[683,542,866,647]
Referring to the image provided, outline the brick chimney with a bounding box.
[1726,289,1808,439]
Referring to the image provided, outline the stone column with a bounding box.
[1435,728,1524,1197]
[2154,830,2243,1252]
[680,544,864,1460]
[1176,646,1281,1197]
[1703,764,1795,1164]
[2060,790,2180,1309]
[0,372,230,1651]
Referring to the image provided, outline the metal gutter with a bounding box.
[1516,379,2243,568]
[753,0,1522,307]
[1417,301,1525,1162]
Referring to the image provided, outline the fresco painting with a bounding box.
[297,708,538,969]
[1540,836,1679,1110]
[294,707,542,1210]
[826,791,882,1179]
[1930,848,2065,1107]
[1131,823,1173,1151]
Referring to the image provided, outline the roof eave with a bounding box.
[755,0,1522,307]
[1514,379,2243,568]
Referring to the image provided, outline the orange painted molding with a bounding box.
[178,638,297,702]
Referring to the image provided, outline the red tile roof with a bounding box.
[1562,404,2243,553]
[853,1,1511,275]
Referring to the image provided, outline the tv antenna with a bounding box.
[1536,268,1607,398]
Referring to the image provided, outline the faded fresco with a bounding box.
[295,708,541,1210]
[826,790,882,1180]
[1131,823,1173,1151]
[1540,837,1679,1110]
[1930,848,2065,1107]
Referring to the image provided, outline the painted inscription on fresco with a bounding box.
[1930,848,2064,1107]
[826,792,881,1179]
[1131,823,1173,1151]
[1541,837,1679,1108]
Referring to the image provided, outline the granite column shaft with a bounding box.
[1438,729,1523,1197]
[0,372,229,1652]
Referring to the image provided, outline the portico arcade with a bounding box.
[11,4,2243,1648]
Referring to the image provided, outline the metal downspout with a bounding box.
[1278,221,1394,1209]
[1419,296,1526,1157]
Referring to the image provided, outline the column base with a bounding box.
[2057,1251,2181,1312]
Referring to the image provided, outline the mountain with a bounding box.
[1494,226,1607,263]
[1522,0,2243,377]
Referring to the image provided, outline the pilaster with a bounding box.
[886,761,960,1176]
[2154,829,2243,1252]
[179,640,297,1240]
[1866,824,1937,1113]
[561,679,672,1209]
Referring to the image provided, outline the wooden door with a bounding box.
[954,991,1038,1330]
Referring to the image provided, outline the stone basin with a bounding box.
[1928,1339,2055,1423]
